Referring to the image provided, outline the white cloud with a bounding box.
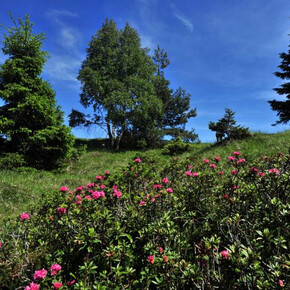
[46,9,81,52]
[44,54,83,88]
[170,4,193,33]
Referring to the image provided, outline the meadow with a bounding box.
[0,130,289,288]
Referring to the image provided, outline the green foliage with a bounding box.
[209,108,250,143]
[0,152,26,169]
[268,34,290,125]
[162,136,191,155]
[74,19,162,149]
[0,14,75,169]
[0,150,289,288]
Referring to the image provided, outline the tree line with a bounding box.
[0,14,289,169]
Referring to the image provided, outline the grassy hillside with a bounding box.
[0,130,289,221]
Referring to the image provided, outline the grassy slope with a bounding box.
[0,130,289,221]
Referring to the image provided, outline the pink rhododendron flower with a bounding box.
[60,186,69,192]
[147,255,155,264]
[220,250,231,260]
[25,282,40,290]
[139,200,146,206]
[193,172,199,177]
[210,164,216,169]
[250,167,258,173]
[269,168,280,175]
[214,156,221,162]
[151,198,155,202]
[87,183,95,188]
[104,170,110,175]
[188,165,193,169]
[51,264,62,276]
[232,169,238,176]
[185,171,192,176]
[100,184,106,190]
[224,194,229,199]
[134,158,141,163]
[203,158,209,163]
[88,189,93,194]
[258,172,265,177]
[166,188,173,193]
[20,212,30,221]
[0,241,2,247]
[278,280,284,287]
[57,207,67,215]
[155,194,160,198]
[163,255,168,262]
[153,184,162,189]
[233,185,239,190]
[218,171,223,175]
[157,246,163,254]
[84,195,92,200]
[33,268,47,280]
[162,177,169,184]
[53,282,63,289]
[237,158,246,164]
[67,280,75,286]
[228,156,235,161]
[233,151,241,156]
[77,186,83,192]
[113,189,122,198]
[95,175,103,180]
[92,191,100,199]
[99,191,105,197]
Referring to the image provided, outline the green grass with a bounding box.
[0,130,289,221]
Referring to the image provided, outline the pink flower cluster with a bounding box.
[20,212,30,221]
[57,207,67,215]
[51,263,62,275]
[60,186,69,192]
[220,250,231,260]
[113,186,122,198]
[25,282,39,290]
[33,268,47,280]
[134,157,142,163]
[269,168,280,175]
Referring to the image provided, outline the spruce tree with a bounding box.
[268,37,290,125]
[0,14,74,169]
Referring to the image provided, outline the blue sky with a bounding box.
[0,0,289,142]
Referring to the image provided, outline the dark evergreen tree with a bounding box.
[152,45,198,142]
[268,36,290,125]
[209,108,250,143]
[0,14,74,169]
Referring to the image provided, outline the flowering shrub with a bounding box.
[0,152,289,288]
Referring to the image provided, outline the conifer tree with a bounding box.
[0,14,74,169]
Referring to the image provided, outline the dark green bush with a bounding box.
[162,136,190,155]
[0,153,26,169]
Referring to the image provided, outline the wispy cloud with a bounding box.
[170,4,193,33]
[46,9,81,52]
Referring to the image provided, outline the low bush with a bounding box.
[162,137,191,155]
[0,152,26,169]
[0,151,289,288]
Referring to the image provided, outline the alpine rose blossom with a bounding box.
[50,264,62,276]
[53,282,63,289]
[210,164,216,169]
[148,255,155,264]
[232,169,238,176]
[228,156,235,161]
[162,177,169,184]
[67,280,76,286]
[139,200,146,206]
[218,171,223,175]
[214,156,221,162]
[95,175,103,180]
[33,268,47,280]
[269,168,280,175]
[25,282,40,290]
[278,280,284,287]
[193,172,199,177]
[57,207,67,215]
[134,158,141,163]
[220,250,231,260]
[157,246,164,254]
[20,212,30,221]
[60,186,69,192]
[237,158,246,164]
[203,158,209,163]
[233,151,241,156]
[258,172,265,177]
[185,171,192,176]
[166,188,173,193]
[0,241,2,247]
[163,255,168,262]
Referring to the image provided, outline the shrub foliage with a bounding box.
[0,151,289,288]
